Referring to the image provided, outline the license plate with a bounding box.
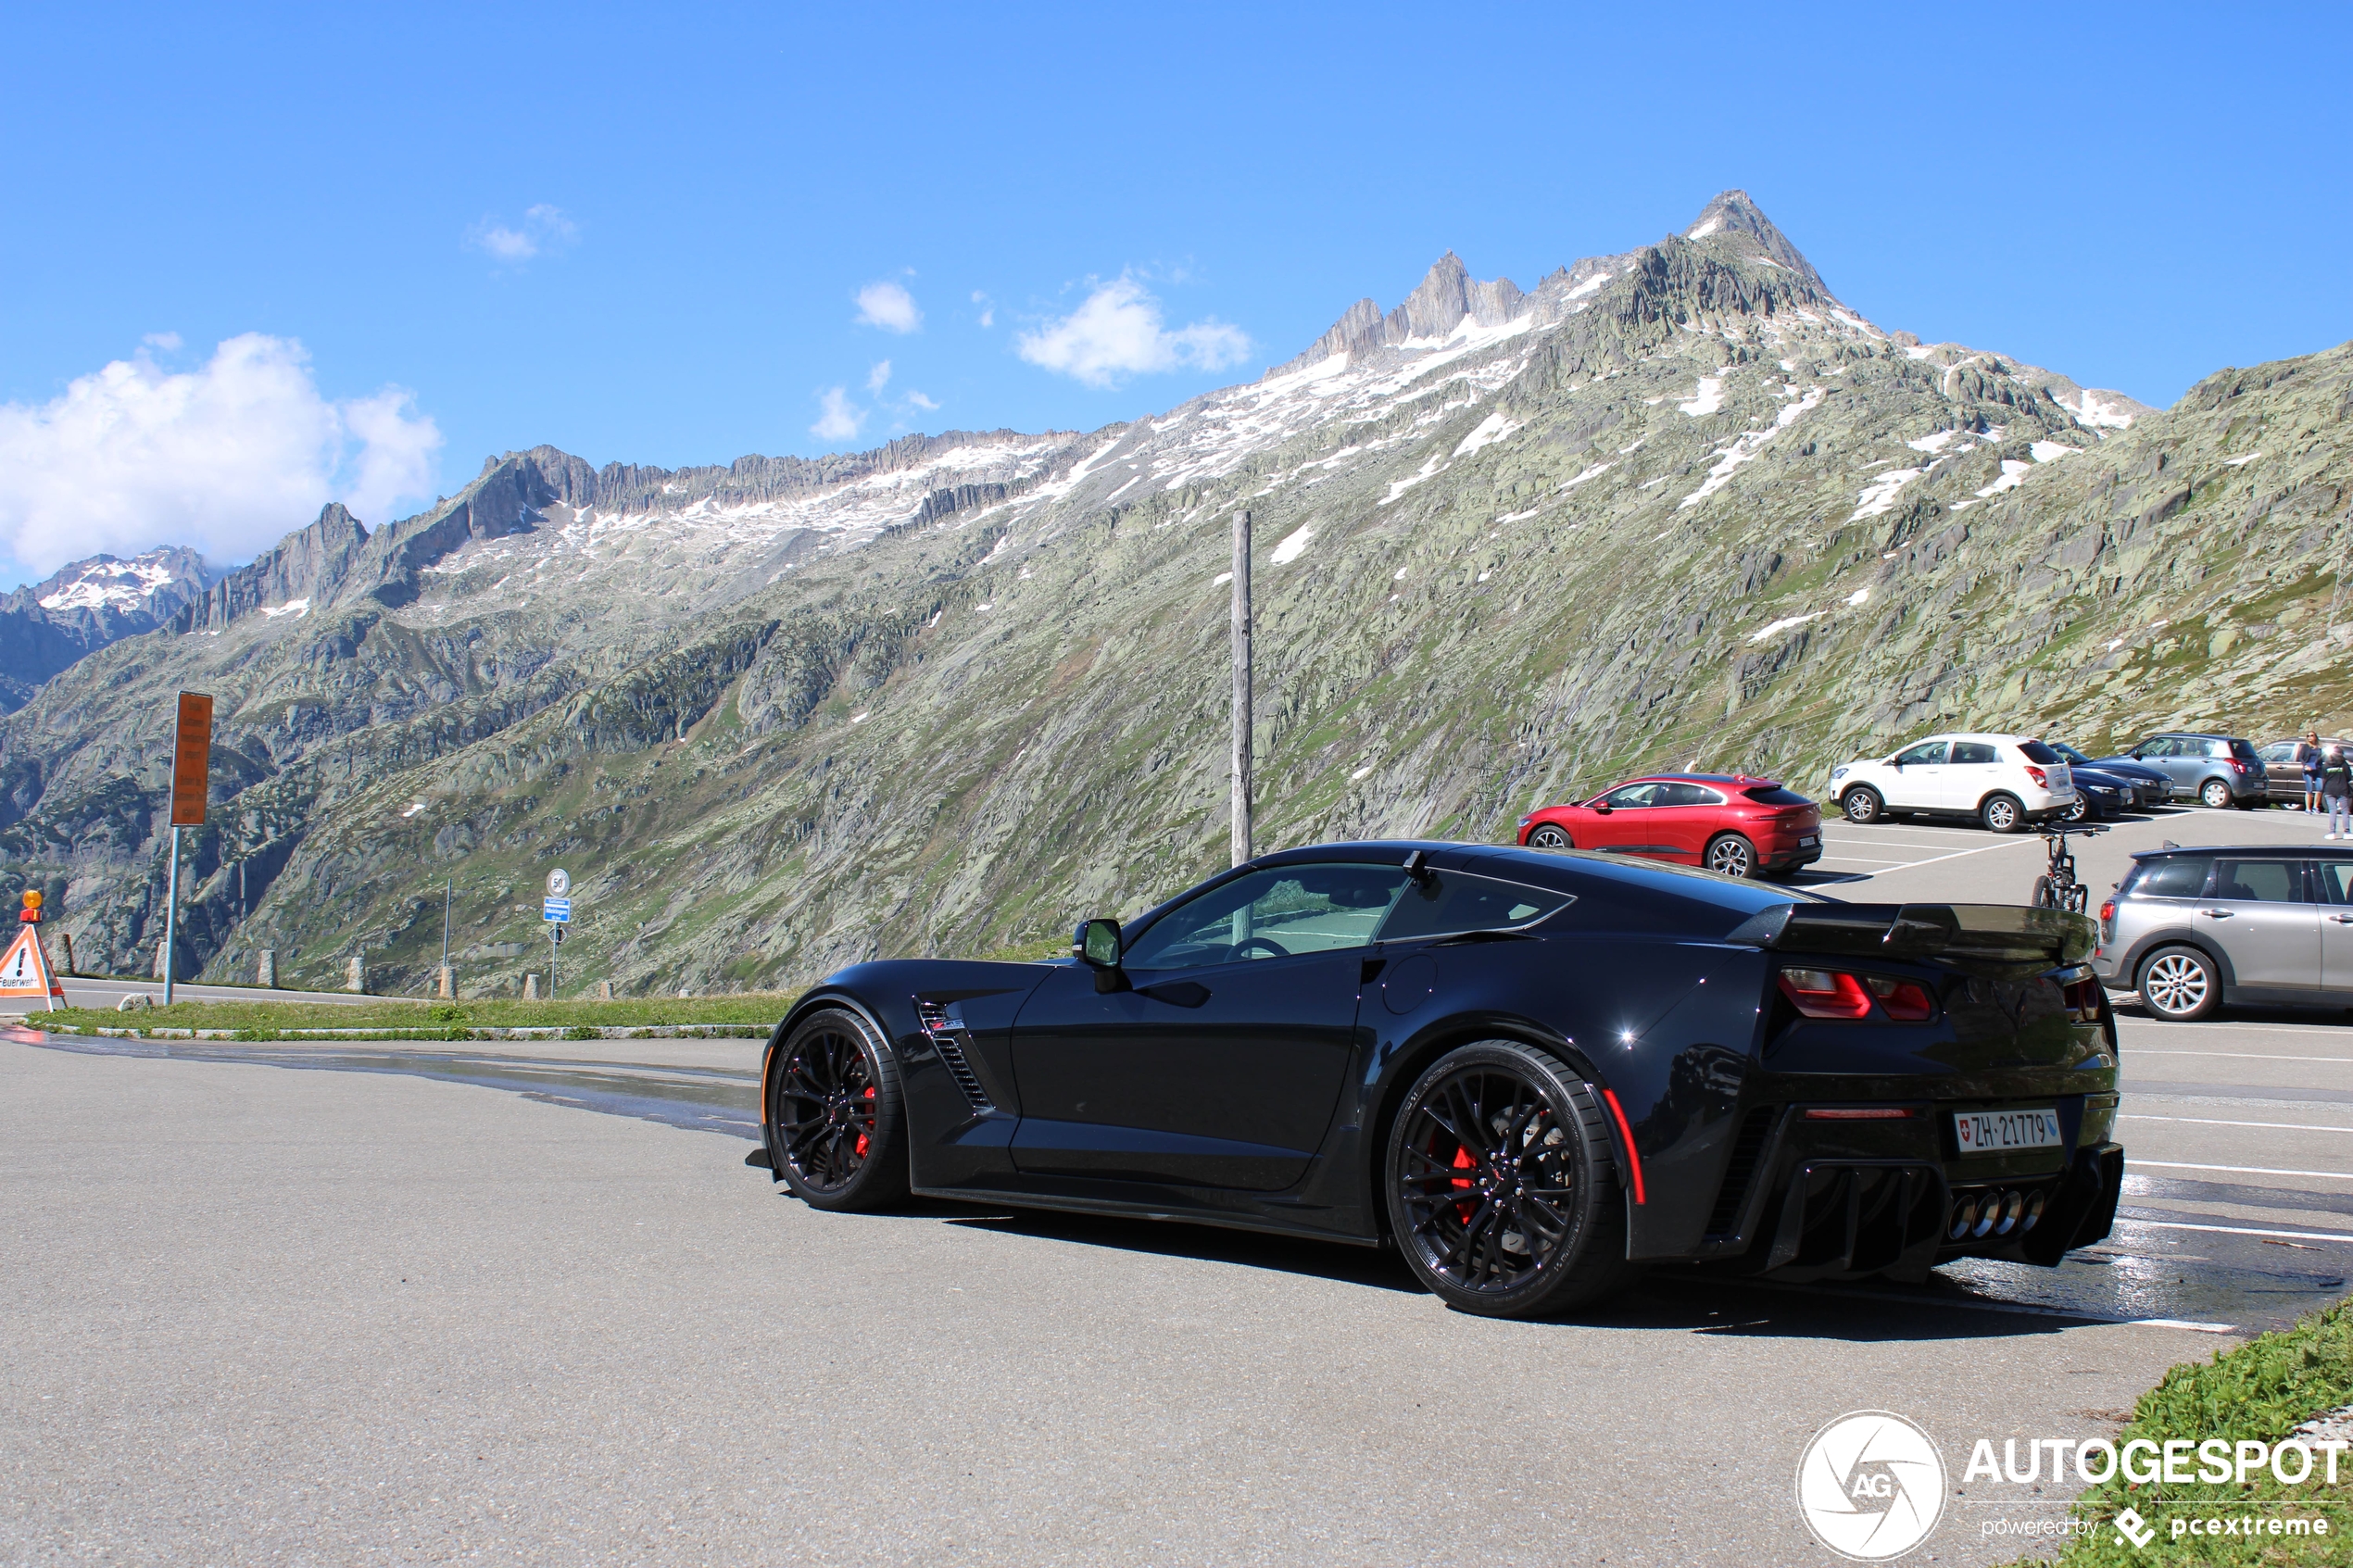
[1798,834,1818,847]
[1954,1108,2063,1155]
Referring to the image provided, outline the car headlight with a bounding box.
[1830,766,1849,781]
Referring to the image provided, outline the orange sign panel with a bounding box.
[0,924,64,1007]
[170,691,212,827]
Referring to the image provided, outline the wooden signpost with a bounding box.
[161,692,212,1006]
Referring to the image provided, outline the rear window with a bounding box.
[2124,857,2211,898]
[2017,740,2061,764]
[1743,786,1813,806]
[2231,739,2261,761]
[1378,871,1575,942]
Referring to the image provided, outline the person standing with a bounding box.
[2303,730,2325,814]
[2323,745,2352,840]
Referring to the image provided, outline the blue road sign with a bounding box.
[543,897,572,922]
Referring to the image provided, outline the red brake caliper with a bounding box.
[855,1085,875,1159]
[1451,1145,1476,1220]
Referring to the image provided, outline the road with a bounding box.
[44,974,383,1010]
[0,1031,2223,1567]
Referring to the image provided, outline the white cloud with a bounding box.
[1015,275,1252,389]
[865,359,892,394]
[811,387,866,443]
[466,204,577,264]
[972,291,995,328]
[0,334,441,578]
[903,390,939,411]
[142,331,182,351]
[854,281,922,333]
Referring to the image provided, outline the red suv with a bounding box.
[1516,773,1824,879]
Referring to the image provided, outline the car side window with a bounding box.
[2260,742,2296,763]
[1599,783,1665,808]
[2320,864,2353,904]
[1123,864,1414,971]
[2128,858,2210,897]
[1657,782,1721,806]
[1894,741,1948,766]
[1378,872,1576,944]
[2136,737,2175,758]
[2211,859,2309,904]
[2205,739,2234,759]
[1951,742,1999,764]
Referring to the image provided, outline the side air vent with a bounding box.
[914,999,995,1113]
[1705,1105,1779,1237]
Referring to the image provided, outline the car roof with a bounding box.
[2130,843,2353,859]
[1622,772,1780,786]
[2143,731,2252,742]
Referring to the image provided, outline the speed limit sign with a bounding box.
[547,868,571,897]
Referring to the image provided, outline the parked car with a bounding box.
[1516,772,1821,878]
[2256,737,2349,805]
[1827,734,2078,833]
[2094,732,2265,809]
[2048,743,2169,809]
[2064,771,2132,822]
[761,840,2121,1319]
[2094,844,2353,1020]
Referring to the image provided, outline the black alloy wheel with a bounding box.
[1384,1041,1633,1318]
[768,1007,911,1211]
[1841,786,1884,824]
[2064,796,2089,823]
[2201,778,2234,810]
[1528,823,1572,850]
[1704,833,1756,878]
[1981,793,2024,833]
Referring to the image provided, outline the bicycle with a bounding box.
[2031,822,2103,913]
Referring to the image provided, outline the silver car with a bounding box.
[2092,845,2353,1019]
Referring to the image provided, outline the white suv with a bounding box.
[1828,734,2078,833]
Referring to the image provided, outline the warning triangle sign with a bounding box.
[0,924,65,1008]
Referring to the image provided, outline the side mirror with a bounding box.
[1076,918,1128,992]
[1593,803,1613,815]
[1076,918,1122,968]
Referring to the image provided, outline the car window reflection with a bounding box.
[1123,865,1414,971]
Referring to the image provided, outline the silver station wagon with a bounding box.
[2092,844,2353,1019]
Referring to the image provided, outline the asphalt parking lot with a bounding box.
[10,805,2353,1565]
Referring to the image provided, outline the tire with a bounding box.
[1841,786,1884,824]
[2200,778,2233,810]
[2138,946,2221,1022]
[1527,823,1572,851]
[1383,1040,1635,1319]
[1704,833,1756,878]
[1981,793,2024,834]
[767,1006,912,1211]
[2031,875,2057,910]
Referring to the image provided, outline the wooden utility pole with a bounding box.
[1230,509,1252,866]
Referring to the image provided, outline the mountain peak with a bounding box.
[1679,189,1824,290]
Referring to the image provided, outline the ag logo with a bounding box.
[2112,1507,2156,1549]
[1795,1411,1947,1561]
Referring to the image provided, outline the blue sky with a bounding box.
[2,2,2347,585]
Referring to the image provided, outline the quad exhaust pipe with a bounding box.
[1947,1187,2046,1241]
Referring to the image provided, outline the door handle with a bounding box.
[2332,915,2353,925]
[2196,909,2232,918]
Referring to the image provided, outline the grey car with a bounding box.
[2099,733,2267,809]
[2092,845,2353,1019]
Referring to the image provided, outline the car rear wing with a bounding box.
[1723,902,2095,968]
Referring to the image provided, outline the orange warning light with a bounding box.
[20,890,40,909]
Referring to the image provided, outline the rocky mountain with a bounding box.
[2,189,2344,999]
[0,546,213,712]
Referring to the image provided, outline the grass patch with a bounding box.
[2006,1302,2353,1565]
[33,994,799,1036]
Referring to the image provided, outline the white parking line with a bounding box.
[2129,1050,2353,1065]
[2122,1219,2353,1245]
[1855,837,2046,872]
[2121,1113,2353,1135]
[2135,1160,2353,1182]
[2120,1021,2353,1041]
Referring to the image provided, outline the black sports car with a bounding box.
[758,842,2122,1319]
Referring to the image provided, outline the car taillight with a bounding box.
[2098,899,2115,926]
[2024,764,2048,787]
[2061,975,2103,1022]
[1778,968,1874,1019]
[1864,974,1936,1021]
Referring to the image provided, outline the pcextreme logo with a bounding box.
[1794,1411,1946,1562]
